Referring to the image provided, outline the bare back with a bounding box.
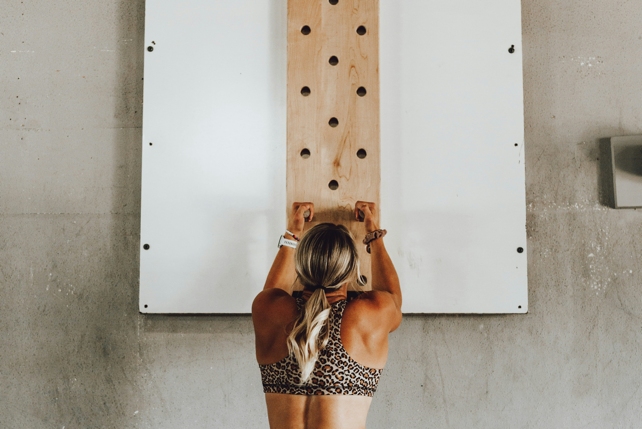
[264,394,372,429]
[252,289,401,429]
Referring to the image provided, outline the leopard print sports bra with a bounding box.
[259,297,383,397]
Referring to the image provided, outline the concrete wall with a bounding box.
[1,0,641,427]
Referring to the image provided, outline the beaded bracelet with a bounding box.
[363,229,387,254]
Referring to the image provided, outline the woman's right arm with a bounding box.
[261,202,314,292]
[355,201,402,330]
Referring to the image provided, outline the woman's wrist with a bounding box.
[368,235,386,249]
[363,228,387,253]
[365,223,379,234]
[284,228,302,241]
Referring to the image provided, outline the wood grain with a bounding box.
[287,0,380,289]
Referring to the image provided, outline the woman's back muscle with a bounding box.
[265,394,372,429]
[254,290,398,368]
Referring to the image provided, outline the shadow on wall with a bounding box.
[140,314,251,334]
[614,144,642,176]
[598,138,616,208]
[598,136,642,208]
[90,0,145,426]
[110,0,144,312]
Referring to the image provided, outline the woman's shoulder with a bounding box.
[253,288,298,308]
[344,290,402,332]
[252,289,299,324]
[348,290,397,307]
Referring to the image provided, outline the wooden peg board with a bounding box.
[287,0,380,286]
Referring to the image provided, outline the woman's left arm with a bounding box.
[262,202,314,292]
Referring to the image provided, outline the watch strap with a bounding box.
[278,235,298,249]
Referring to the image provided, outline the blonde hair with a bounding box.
[287,223,362,383]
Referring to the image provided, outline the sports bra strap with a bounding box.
[329,299,347,334]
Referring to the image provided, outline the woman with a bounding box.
[252,201,402,429]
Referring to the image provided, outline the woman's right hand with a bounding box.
[288,202,314,236]
[355,201,379,233]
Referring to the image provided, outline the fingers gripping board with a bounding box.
[287,0,380,288]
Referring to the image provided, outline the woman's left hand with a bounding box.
[288,202,314,236]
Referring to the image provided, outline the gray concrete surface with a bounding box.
[1,0,641,428]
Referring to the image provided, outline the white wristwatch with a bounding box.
[277,235,298,249]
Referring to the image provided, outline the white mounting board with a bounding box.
[140,0,527,314]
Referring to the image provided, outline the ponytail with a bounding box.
[287,223,360,383]
[286,288,332,383]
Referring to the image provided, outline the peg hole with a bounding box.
[149,142,153,146]
[357,149,367,159]
[357,26,367,35]
[329,56,339,66]
[143,244,150,250]
[300,148,311,159]
[518,305,522,309]
[508,45,515,53]
[514,143,518,147]
[329,117,339,127]
[357,86,367,97]
[328,180,339,190]
[144,304,148,308]
[147,46,153,52]
[301,86,311,96]
[301,25,311,35]
[517,247,524,253]
[329,0,339,4]
[359,275,368,285]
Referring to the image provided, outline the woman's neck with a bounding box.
[301,284,348,304]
